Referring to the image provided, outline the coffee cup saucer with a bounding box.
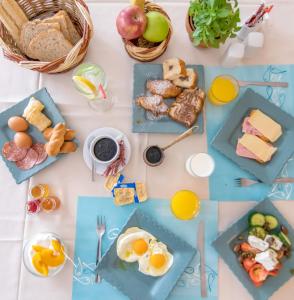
[83,127,131,176]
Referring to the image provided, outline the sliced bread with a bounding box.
[163,58,186,80]
[0,4,20,45]
[21,20,60,57]
[2,0,28,30]
[56,10,81,44]
[43,14,71,42]
[27,29,73,62]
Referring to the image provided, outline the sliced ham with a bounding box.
[2,141,28,162]
[15,148,38,170]
[242,117,263,137]
[31,143,47,165]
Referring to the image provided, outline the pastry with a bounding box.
[236,133,277,163]
[242,109,282,143]
[43,128,76,141]
[55,10,81,44]
[0,4,20,45]
[163,58,186,80]
[172,68,198,89]
[27,29,73,62]
[59,141,77,154]
[146,80,182,98]
[23,97,51,132]
[21,21,60,56]
[1,0,28,30]
[168,88,205,127]
[45,123,66,156]
[136,95,168,116]
[23,97,44,118]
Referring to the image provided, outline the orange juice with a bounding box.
[208,75,239,105]
[30,184,50,198]
[171,190,200,220]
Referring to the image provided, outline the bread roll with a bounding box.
[60,142,77,154]
[45,123,66,156]
[43,127,75,141]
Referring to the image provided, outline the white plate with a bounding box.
[83,127,131,176]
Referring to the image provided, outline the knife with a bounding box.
[197,220,207,298]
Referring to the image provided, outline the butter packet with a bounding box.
[113,183,137,206]
[104,173,124,191]
[113,182,148,206]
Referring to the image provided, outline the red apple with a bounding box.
[116,5,147,40]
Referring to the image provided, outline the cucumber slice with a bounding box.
[249,226,266,239]
[279,232,292,247]
[265,215,279,230]
[249,212,265,227]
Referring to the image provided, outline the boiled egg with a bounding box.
[138,240,173,276]
[117,227,155,262]
[14,132,32,149]
[8,116,29,132]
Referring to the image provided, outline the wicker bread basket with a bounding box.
[123,1,172,62]
[0,0,93,73]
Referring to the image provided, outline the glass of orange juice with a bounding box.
[208,75,239,105]
[171,190,200,220]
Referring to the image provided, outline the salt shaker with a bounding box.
[221,42,245,68]
[244,31,264,58]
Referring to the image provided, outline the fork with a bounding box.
[95,215,106,283]
[235,177,294,187]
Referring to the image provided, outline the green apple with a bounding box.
[143,11,169,43]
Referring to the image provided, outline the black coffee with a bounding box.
[94,138,117,162]
[146,146,162,164]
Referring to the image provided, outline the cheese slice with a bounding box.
[239,133,277,162]
[248,110,282,143]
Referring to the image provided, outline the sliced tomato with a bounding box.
[249,264,268,283]
[240,242,259,253]
[240,243,254,252]
[243,258,256,272]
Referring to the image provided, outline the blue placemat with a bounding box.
[206,65,294,201]
[72,197,218,300]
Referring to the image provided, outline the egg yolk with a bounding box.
[150,253,166,269]
[132,239,148,255]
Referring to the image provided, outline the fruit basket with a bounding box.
[118,1,172,62]
[0,0,93,73]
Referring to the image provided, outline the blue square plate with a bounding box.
[212,199,294,300]
[132,64,204,134]
[0,88,72,184]
[97,208,197,300]
[211,89,294,184]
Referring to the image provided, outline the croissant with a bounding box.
[45,123,66,156]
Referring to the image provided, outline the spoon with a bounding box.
[143,125,198,167]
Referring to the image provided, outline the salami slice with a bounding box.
[31,143,47,165]
[15,148,38,170]
[2,141,28,162]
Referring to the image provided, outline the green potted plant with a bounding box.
[186,0,241,48]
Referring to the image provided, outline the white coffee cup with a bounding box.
[186,153,215,178]
[90,135,119,164]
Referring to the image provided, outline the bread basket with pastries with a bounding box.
[116,0,173,62]
[0,0,93,73]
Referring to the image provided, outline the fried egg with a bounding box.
[138,240,173,277]
[116,227,155,262]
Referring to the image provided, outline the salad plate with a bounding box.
[97,208,197,300]
[0,88,72,184]
[132,63,204,134]
[212,199,294,300]
[211,89,294,184]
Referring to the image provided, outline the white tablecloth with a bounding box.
[0,1,294,299]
